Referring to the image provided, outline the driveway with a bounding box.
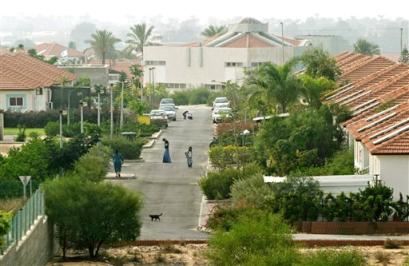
[111,105,212,240]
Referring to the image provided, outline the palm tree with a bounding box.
[126,23,154,60]
[353,38,380,55]
[247,60,300,114]
[201,25,227,38]
[299,75,335,108]
[87,30,120,65]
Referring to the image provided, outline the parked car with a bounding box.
[212,97,230,110]
[159,105,177,121]
[149,109,168,128]
[159,98,176,109]
[212,107,233,123]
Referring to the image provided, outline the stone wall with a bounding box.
[0,216,57,266]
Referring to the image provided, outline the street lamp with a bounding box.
[280,22,285,64]
[110,83,114,139]
[59,110,63,148]
[120,81,125,129]
[80,101,84,134]
[149,67,155,106]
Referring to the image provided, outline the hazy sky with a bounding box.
[2,0,409,24]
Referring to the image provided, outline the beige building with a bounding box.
[143,18,310,90]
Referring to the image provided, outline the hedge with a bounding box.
[102,136,144,160]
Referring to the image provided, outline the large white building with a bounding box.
[143,18,310,90]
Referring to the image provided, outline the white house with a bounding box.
[143,18,311,90]
[0,52,75,112]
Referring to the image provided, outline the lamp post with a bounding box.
[59,110,63,148]
[80,101,84,134]
[120,81,124,129]
[280,22,285,64]
[67,90,72,125]
[110,83,114,139]
[97,86,101,127]
[149,67,155,106]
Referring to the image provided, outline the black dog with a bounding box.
[149,213,163,222]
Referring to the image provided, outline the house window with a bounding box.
[225,62,244,67]
[9,97,24,107]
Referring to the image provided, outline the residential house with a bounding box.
[36,42,84,65]
[0,52,75,111]
[325,52,409,198]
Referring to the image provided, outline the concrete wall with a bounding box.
[0,216,57,266]
[143,45,306,88]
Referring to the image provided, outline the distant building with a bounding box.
[143,17,311,90]
[36,42,84,64]
[0,52,75,111]
[295,35,351,55]
[58,64,113,87]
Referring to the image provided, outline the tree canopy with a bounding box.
[201,25,227,37]
[127,23,155,59]
[301,48,341,81]
[353,38,380,55]
[87,30,120,65]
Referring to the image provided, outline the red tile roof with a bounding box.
[0,52,75,90]
[36,42,83,58]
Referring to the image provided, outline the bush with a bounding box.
[0,211,11,247]
[206,204,250,231]
[102,136,144,159]
[199,164,261,200]
[271,176,323,223]
[299,249,365,266]
[44,121,82,137]
[44,176,142,258]
[74,145,111,182]
[206,209,298,266]
[209,145,253,170]
[15,126,26,142]
[384,238,401,249]
[231,174,274,209]
[172,91,190,105]
[4,110,60,128]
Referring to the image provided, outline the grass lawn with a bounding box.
[4,128,45,136]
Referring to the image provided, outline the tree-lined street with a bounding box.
[111,105,212,240]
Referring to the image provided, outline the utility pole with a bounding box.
[280,22,285,64]
[80,101,84,134]
[401,27,404,55]
[97,89,101,127]
[110,83,114,139]
[59,110,63,148]
[120,81,124,129]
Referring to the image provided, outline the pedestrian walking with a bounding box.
[112,149,124,178]
[185,146,193,168]
[162,138,172,163]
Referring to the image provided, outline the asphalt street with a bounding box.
[111,105,212,240]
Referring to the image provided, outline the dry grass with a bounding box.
[0,197,25,212]
[374,251,391,266]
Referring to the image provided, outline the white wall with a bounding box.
[369,154,409,199]
[143,45,305,88]
[0,90,48,112]
[354,140,369,170]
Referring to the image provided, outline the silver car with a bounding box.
[160,105,177,121]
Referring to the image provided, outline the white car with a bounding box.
[212,97,230,110]
[212,107,233,123]
[149,109,167,120]
[159,105,177,121]
[159,98,176,110]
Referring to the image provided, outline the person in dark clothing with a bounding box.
[112,150,124,178]
[185,146,193,168]
[162,138,172,163]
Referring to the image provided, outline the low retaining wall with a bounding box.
[0,217,57,266]
[299,221,409,235]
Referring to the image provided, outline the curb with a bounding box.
[143,139,155,148]
[149,130,163,140]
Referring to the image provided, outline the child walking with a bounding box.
[185,146,193,168]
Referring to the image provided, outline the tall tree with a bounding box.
[247,60,300,114]
[353,38,380,55]
[87,30,120,65]
[400,47,409,64]
[126,23,154,59]
[201,25,227,37]
[301,48,341,81]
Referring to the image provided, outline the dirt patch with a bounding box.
[48,244,208,266]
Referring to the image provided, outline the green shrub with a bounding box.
[189,87,211,104]
[44,121,59,137]
[206,209,298,266]
[74,145,111,182]
[209,145,253,170]
[102,136,144,160]
[44,121,81,137]
[44,176,142,258]
[206,204,250,231]
[0,211,11,247]
[199,164,261,200]
[15,126,26,142]
[150,119,168,129]
[384,238,401,249]
[172,91,190,105]
[231,174,274,209]
[299,249,365,266]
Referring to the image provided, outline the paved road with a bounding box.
[111,105,212,240]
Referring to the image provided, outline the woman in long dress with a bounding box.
[162,138,172,163]
[113,150,124,178]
